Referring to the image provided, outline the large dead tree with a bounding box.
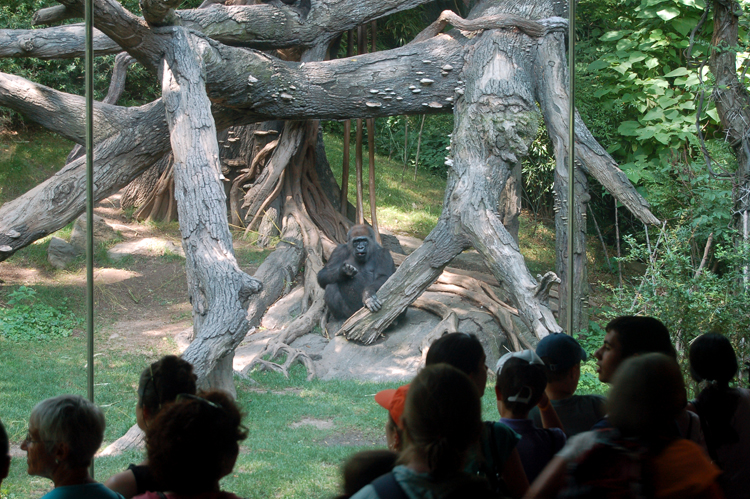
[0,0,658,390]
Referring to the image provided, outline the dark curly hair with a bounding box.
[400,364,481,477]
[605,316,676,360]
[146,390,248,493]
[137,355,197,415]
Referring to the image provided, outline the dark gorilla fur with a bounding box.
[317,225,396,320]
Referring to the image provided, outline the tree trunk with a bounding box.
[160,29,262,392]
[709,0,750,284]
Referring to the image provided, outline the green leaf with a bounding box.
[664,67,690,77]
[643,108,665,121]
[618,121,642,136]
[654,132,671,144]
[671,17,698,36]
[706,108,720,122]
[600,30,630,42]
[645,57,660,69]
[587,60,610,71]
[656,6,681,21]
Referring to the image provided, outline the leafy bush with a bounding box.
[0,286,82,341]
[603,225,750,366]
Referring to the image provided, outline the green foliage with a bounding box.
[373,114,453,177]
[521,122,556,219]
[0,286,83,341]
[604,225,750,365]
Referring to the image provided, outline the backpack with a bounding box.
[557,430,650,499]
[371,471,409,499]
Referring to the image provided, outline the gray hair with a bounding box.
[30,395,105,468]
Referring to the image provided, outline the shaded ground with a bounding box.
[0,192,266,358]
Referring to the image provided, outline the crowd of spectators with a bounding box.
[6,316,749,499]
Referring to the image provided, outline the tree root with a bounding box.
[241,343,316,381]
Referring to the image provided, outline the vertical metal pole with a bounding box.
[566,0,576,335]
[84,0,95,476]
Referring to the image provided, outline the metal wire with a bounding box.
[84,0,95,477]
[567,0,576,335]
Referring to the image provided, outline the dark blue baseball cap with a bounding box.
[536,333,587,372]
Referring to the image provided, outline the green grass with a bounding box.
[0,128,74,206]
[324,133,446,239]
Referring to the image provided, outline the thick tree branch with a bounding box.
[57,0,163,71]
[0,25,120,59]
[175,0,433,49]
[533,31,660,226]
[0,72,147,145]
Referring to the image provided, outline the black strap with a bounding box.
[156,493,168,499]
[371,471,408,499]
[487,422,502,479]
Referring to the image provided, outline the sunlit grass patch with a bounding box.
[324,132,445,239]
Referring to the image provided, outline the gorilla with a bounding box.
[317,225,396,320]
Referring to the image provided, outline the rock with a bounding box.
[70,213,118,252]
[48,237,79,269]
[107,238,185,261]
[289,334,329,361]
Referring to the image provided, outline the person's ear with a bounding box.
[52,442,70,464]
[142,406,152,424]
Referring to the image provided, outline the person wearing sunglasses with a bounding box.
[105,356,197,498]
[133,391,248,499]
[21,394,125,499]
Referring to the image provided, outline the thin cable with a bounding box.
[84,0,95,476]
[566,0,576,335]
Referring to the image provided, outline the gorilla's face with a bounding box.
[352,236,369,263]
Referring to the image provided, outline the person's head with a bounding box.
[425,333,488,395]
[374,385,409,452]
[400,364,481,476]
[136,355,197,430]
[341,450,398,497]
[146,390,247,494]
[689,333,738,387]
[607,353,687,440]
[0,419,9,485]
[594,316,675,383]
[495,350,548,418]
[536,333,587,397]
[689,333,741,446]
[21,395,105,481]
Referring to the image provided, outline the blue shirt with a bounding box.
[500,418,566,482]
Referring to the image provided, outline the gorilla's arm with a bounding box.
[317,244,356,287]
[362,247,397,312]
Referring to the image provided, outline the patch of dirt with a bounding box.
[316,430,384,447]
[289,417,334,430]
[0,191,263,357]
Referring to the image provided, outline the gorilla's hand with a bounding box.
[342,263,358,277]
[364,293,382,312]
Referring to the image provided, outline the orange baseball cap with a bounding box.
[374,384,410,429]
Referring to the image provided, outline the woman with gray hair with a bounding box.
[20,394,125,499]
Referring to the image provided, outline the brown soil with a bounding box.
[0,192,263,356]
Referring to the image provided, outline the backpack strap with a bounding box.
[371,471,408,499]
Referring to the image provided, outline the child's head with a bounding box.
[425,333,488,396]
[536,333,588,396]
[340,450,398,497]
[495,350,548,418]
[401,364,481,476]
[137,355,197,429]
[374,385,409,452]
[689,333,738,387]
[607,353,686,439]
